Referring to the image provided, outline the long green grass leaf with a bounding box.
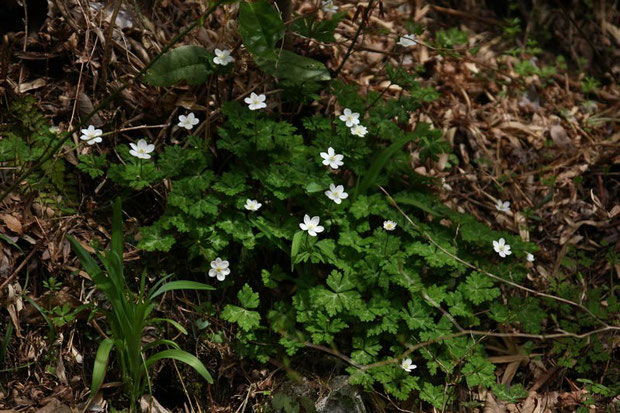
[145,349,213,383]
[149,281,215,299]
[111,198,123,259]
[91,338,115,396]
[355,125,425,198]
[150,318,188,335]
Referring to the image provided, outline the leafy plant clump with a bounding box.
[68,199,215,409]
[59,0,617,409]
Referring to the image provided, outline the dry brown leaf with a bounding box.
[1,214,23,234]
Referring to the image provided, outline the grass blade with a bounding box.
[145,349,213,383]
[91,338,115,396]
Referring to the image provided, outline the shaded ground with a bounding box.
[0,0,618,411]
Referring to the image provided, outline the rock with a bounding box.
[315,376,366,413]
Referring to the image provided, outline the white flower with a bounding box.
[80,125,103,145]
[178,112,199,130]
[401,358,417,372]
[321,0,338,14]
[383,220,397,231]
[320,147,344,169]
[208,257,230,281]
[299,214,324,237]
[213,48,234,66]
[49,126,60,134]
[397,34,418,47]
[493,238,512,258]
[129,139,155,159]
[495,200,511,213]
[350,124,368,137]
[244,199,262,211]
[526,253,535,263]
[244,92,267,111]
[338,108,360,127]
[325,184,349,204]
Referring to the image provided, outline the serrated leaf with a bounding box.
[238,284,259,309]
[221,305,261,331]
[145,45,214,86]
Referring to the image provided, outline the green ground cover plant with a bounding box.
[1,0,618,410]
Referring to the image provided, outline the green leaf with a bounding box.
[462,355,495,388]
[256,50,331,83]
[459,272,500,305]
[291,231,303,271]
[313,271,362,316]
[238,0,285,57]
[221,304,261,331]
[356,124,429,197]
[91,338,115,396]
[149,280,215,299]
[151,317,188,335]
[146,349,213,383]
[138,225,176,252]
[145,45,214,86]
[291,12,346,43]
[238,284,259,309]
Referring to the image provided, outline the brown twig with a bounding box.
[333,0,376,78]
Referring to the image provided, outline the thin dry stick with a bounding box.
[333,0,376,78]
[378,186,616,328]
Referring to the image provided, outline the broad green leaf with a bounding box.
[91,338,115,396]
[256,50,331,83]
[238,0,285,57]
[149,280,215,299]
[146,349,213,383]
[145,45,214,86]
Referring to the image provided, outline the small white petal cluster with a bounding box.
[178,112,199,130]
[350,124,368,137]
[209,257,230,281]
[493,238,512,258]
[338,108,368,137]
[129,139,155,159]
[245,199,262,211]
[397,34,418,47]
[401,358,417,372]
[321,0,338,14]
[339,108,360,128]
[526,253,535,263]
[300,215,324,237]
[213,48,234,66]
[245,92,267,111]
[80,125,103,145]
[495,200,511,213]
[325,184,348,204]
[320,147,344,169]
[383,220,397,231]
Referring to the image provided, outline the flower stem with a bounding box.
[383,232,389,256]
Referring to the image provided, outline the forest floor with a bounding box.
[1,0,619,412]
